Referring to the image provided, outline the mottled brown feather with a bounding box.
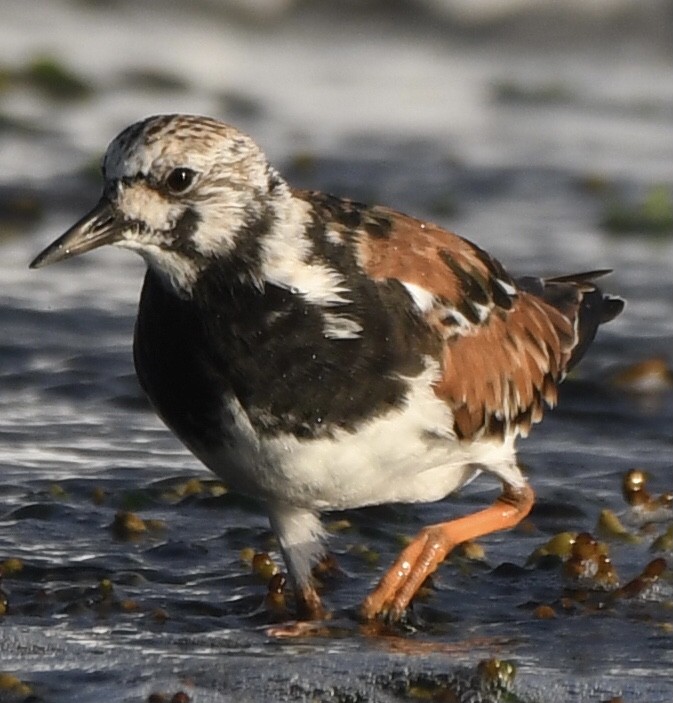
[355,209,577,440]
[355,206,500,304]
[436,294,573,439]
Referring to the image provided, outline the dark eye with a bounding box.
[165,167,196,193]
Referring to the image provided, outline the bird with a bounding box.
[30,114,624,624]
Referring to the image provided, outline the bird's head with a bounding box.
[30,114,289,294]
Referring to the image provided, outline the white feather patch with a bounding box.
[401,282,436,313]
[325,228,346,245]
[497,278,517,296]
[275,262,352,306]
[322,312,363,340]
[116,182,183,232]
[261,198,353,307]
[435,304,475,332]
[117,239,199,295]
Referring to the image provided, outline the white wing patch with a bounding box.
[497,278,517,296]
[401,281,436,313]
[401,280,489,333]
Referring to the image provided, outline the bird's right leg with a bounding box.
[360,483,535,622]
[267,504,328,621]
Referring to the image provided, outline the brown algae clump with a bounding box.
[622,469,673,512]
[613,558,667,600]
[0,672,32,698]
[596,509,639,542]
[251,552,280,582]
[564,532,619,589]
[265,572,288,617]
[527,531,578,565]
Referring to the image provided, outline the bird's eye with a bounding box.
[165,168,196,193]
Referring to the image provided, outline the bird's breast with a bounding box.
[135,258,438,433]
[132,266,499,508]
[133,270,228,450]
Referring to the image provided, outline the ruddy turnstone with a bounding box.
[31,114,624,622]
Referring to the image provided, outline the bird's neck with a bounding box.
[147,183,313,302]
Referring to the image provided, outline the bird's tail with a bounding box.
[516,269,624,372]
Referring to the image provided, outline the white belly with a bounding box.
[193,366,523,511]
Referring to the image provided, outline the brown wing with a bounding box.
[354,206,577,441]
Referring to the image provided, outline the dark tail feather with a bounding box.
[516,270,625,372]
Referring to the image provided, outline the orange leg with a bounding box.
[360,483,535,622]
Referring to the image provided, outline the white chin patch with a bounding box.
[116,239,199,295]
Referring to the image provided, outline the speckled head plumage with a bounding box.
[102,114,267,187]
[31,114,291,293]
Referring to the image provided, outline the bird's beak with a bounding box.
[30,197,123,269]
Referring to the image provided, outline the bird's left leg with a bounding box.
[360,482,534,622]
[268,505,328,620]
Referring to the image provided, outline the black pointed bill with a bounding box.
[30,197,123,269]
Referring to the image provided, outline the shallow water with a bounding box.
[1,2,673,701]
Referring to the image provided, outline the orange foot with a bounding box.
[360,483,535,622]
